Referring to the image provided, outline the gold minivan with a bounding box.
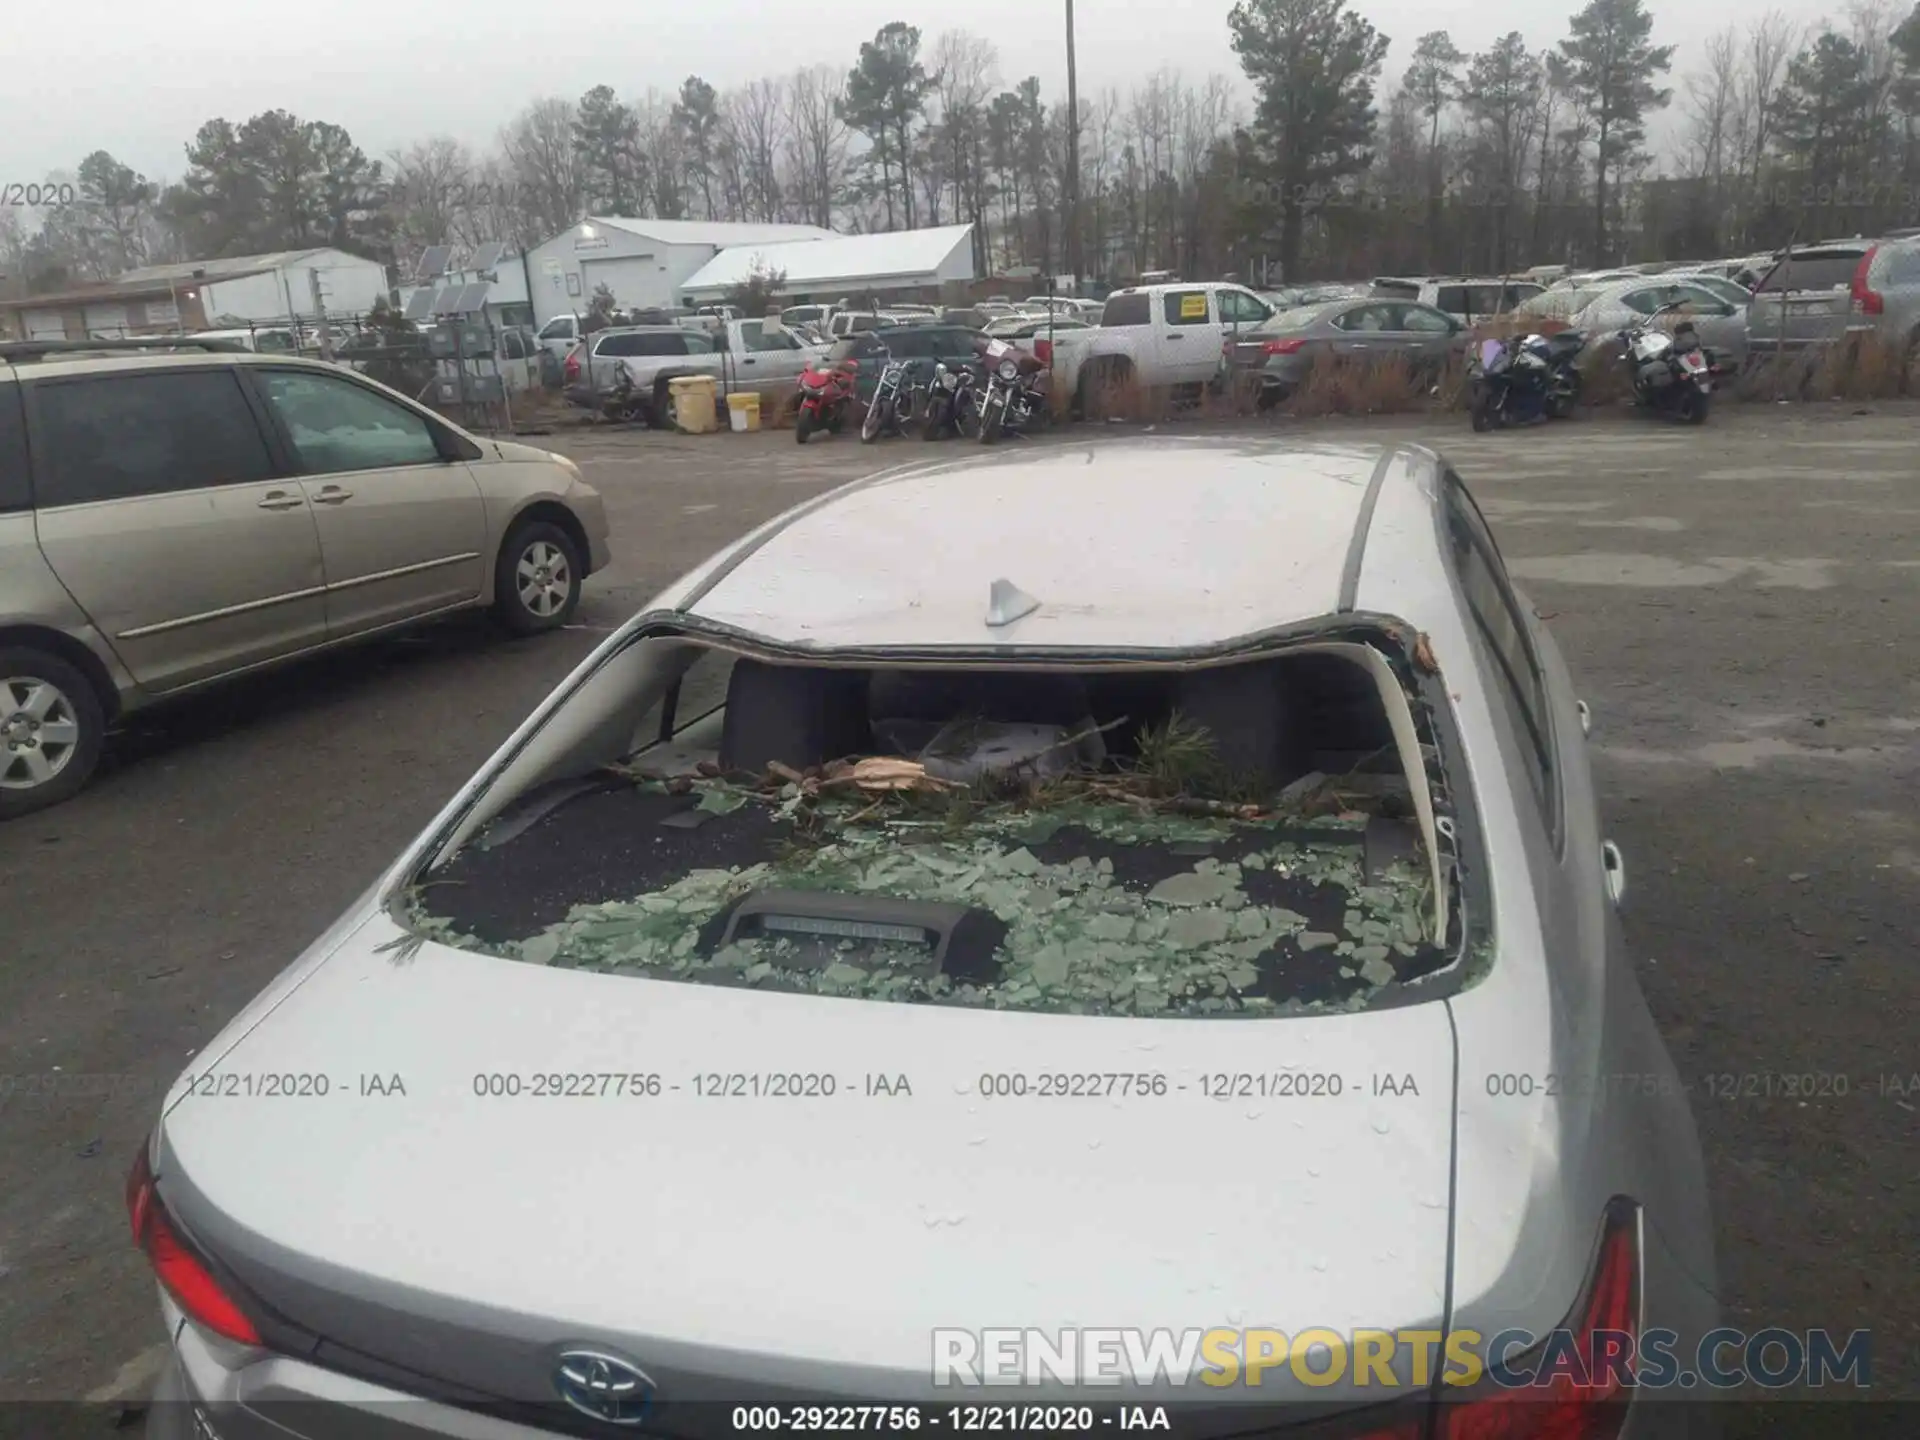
[0,338,611,817]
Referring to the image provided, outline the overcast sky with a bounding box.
[3,0,1846,189]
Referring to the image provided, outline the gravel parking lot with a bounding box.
[1,403,1915,1419]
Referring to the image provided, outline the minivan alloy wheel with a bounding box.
[1,676,82,789]
[516,540,573,618]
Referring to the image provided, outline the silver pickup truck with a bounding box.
[564,319,829,422]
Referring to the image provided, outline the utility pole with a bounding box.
[1064,0,1083,294]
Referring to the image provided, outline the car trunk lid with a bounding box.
[159,916,1458,1407]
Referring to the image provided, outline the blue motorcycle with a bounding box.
[1467,331,1585,430]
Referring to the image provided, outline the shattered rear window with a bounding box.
[416,771,1443,1021]
[407,654,1460,1018]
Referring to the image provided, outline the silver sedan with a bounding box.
[1518,278,1751,370]
[133,438,1720,1437]
[1227,297,1471,402]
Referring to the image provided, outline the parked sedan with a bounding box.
[134,437,1717,1437]
[1517,278,1751,370]
[1228,296,1468,402]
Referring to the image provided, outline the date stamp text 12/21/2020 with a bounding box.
[1,183,78,207]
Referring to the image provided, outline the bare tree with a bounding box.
[499,98,585,239]
[1847,0,1907,173]
[785,64,851,229]
[389,137,479,250]
[1737,14,1798,190]
[730,76,790,222]
[926,32,1000,269]
[634,90,687,219]
[1685,29,1740,182]
[1084,89,1123,276]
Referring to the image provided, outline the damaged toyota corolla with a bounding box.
[135,438,1719,1440]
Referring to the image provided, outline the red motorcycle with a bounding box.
[794,356,859,444]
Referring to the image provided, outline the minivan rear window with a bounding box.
[0,383,29,512]
[30,370,275,507]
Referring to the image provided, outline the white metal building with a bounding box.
[116,249,390,325]
[678,225,977,304]
[524,218,835,325]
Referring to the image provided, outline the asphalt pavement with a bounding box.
[1,402,1915,1419]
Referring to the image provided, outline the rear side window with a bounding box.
[1444,479,1556,830]
[1433,286,1468,314]
[0,382,28,513]
[30,370,275,507]
[1753,253,1864,293]
[878,329,933,358]
[1100,293,1150,326]
[596,332,687,358]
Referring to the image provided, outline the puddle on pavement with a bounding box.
[1505,554,1839,589]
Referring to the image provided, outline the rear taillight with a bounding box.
[1034,338,1053,364]
[1850,248,1882,315]
[126,1143,264,1346]
[1438,1201,1640,1439]
[1264,338,1307,355]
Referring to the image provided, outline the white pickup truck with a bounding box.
[1044,281,1278,414]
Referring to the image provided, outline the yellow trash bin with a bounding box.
[669,375,719,434]
[725,392,762,433]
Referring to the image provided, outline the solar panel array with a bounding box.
[416,245,453,282]
[401,288,435,321]
[468,241,506,273]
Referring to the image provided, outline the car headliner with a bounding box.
[672,440,1429,650]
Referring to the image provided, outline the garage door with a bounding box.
[582,257,672,312]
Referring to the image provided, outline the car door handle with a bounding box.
[310,486,353,504]
[1166,333,1185,340]
[257,490,305,511]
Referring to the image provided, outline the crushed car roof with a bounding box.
[667,439,1434,650]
